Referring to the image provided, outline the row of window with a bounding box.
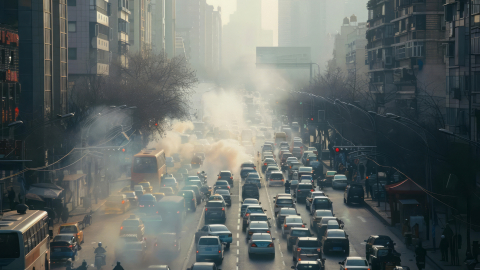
[22,218,49,255]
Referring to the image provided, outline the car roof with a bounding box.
[249,213,267,216]
[346,257,366,260]
[208,224,227,228]
[297,237,317,241]
[276,193,291,197]
[296,261,319,265]
[220,170,231,173]
[247,205,263,208]
[327,229,344,233]
[199,236,220,240]
[290,227,309,231]
[55,233,75,237]
[327,220,339,224]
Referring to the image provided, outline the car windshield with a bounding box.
[251,234,271,241]
[216,181,229,186]
[301,176,313,180]
[298,240,318,247]
[210,225,228,232]
[374,237,391,245]
[206,201,223,207]
[251,215,267,221]
[250,222,268,229]
[277,198,293,204]
[290,180,299,185]
[124,193,135,198]
[291,230,311,236]
[243,199,258,204]
[286,217,303,223]
[334,175,347,180]
[139,195,155,201]
[198,238,219,245]
[188,176,200,180]
[321,218,336,224]
[313,199,330,207]
[247,174,260,179]
[327,231,345,238]
[346,260,368,266]
[216,190,229,195]
[59,226,77,233]
[220,172,231,177]
[300,249,318,255]
[248,208,264,213]
[267,167,279,171]
[377,249,389,256]
[53,235,72,242]
[0,233,20,258]
[298,184,313,190]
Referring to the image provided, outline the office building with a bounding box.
[151,0,166,54]
[165,0,176,57]
[110,0,131,67]
[129,0,152,54]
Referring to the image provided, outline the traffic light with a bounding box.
[335,147,340,152]
[122,148,126,152]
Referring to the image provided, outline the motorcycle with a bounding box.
[93,247,107,270]
[197,172,207,184]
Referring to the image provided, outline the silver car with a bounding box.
[332,174,348,189]
[247,233,275,259]
[306,191,326,210]
[339,257,370,270]
[246,221,270,240]
[282,215,305,237]
[196,236,223,264]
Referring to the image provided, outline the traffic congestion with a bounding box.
[15,89,424,270]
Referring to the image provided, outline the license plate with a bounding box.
[206,248,212,251]
[333,247,342,251]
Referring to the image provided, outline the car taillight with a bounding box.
[264,163,267,166]
[218,250,221,253]
[307,159,309,161]
[282,179,284,181]
[268,243,274,247]
[192,198,195,201]
[284,224,287,228]
[196,250,199,253]
[298,258,302,261]
[121,200,125,204]
[246,213,249,216]
[69,245,73,249]
[311,189,314,192]
[222,207,225,211]
[230,177,233,179]
[297,247,301,252]
[120,226,123,230]
[267,230,270,233]
[218,176,221,179]
[251,243,257,247]
[177,211,180,213]
[298,190,301,192]
[139,205,144,207]
[205,208,208,211]
[301,224,305,228]
[317,248,321,252]
[249,231,253,234]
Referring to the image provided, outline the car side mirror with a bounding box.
[272,238,276,240]
[259,202,261,204]
[364,240,367,242]
[338,262,342,265]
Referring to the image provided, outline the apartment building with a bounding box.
[129,0,152,54]
[110,0,131,67]
[346,22,368,77]
[366,0,445,118]
[329,17,356,73]
[151,0,166,54]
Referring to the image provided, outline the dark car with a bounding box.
[181,185,203,205]
[292,147,303,159]
[287,228,314,251]
[262,158,277,173]
[310,196,333,215]
[242,183,259,200]
[218,171,234,187]
[310,210,334,230]
[292,237,321,261]
[138,194,157,214]
[364,235,393,258]
[369,246,401,270]
[344,184,365,205]
[320,229,349,255]
[50,234,78,262]
[240,168,257,181]
[215,189,231,206]
[204,200,226,224]
[242,205,266,229]
[178,190,197,212]
[315,217,339,236]
[295,183,314,201]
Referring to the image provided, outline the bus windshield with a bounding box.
[0,233,20,258]
[133,157,157,173]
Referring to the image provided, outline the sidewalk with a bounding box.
[363,198,480,270]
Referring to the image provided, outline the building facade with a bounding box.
[346,22,368,77]
[151,0,166,54]
[165,0,176,57]
[129,0,152,54]
[110,0,131,67]
[329,17,356,73]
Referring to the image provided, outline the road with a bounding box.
[55,158,435,270]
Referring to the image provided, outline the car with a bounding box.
[115,234,147,265]
[218,171,234,187]
[139,182,153,193]
[242,183,259,200]
[240,161,256,170]
[182,185,203,204]
[282,215,306,237]
[332,174,348,189]
[268,171,285,186]
[292,237,321,261]
[262,158,277,173]
[204,200,227,224]
[364,235,393,258]
[240,167,257,181]
[292,147,303,159]
[263,154,274,161]
[290,179,299,190]
[315,216,339,237]
[152,192,165,201]
[310,196,333,215]
[196,236,223,264]
[246,221,271,240]
[307,147,317,154]
[241,199,260,217]
[213,185,230,194]
[300,175,313,184]
[344,183,365,205]
[306,191,326,210]
[187,176,202,185]
[215,190,231,206]
[265,166,280,179]
[320,229,349,255]
[276,207,299,227]
[323,171,337,186]
[189,180,204,189]
[326,220,341,232]
[286,156,299,165]
[138,194,157,213]
[288,162,302,178]
[120,215,145,237]
[105,194,130,214]
[159,187,175,196]
[153,232,181,253]
[195,224,233,248]
[122,191,138,207]
[248,233,275,259]
[208,194,225,202]
[305,153,317,166]
[177,190,197,212]
[50,234,78,262]
[368,245,401,270]
[281,152,294,163]
[310,210,334,230]
[287,228,314,251]
[273,195,295,216]
[245,173,261,188]
[338,257,370,270]
[291,260,325,270]
[295,183,314,201]
[162,177,179,193]
[58,222,84,244]
[301,151,314,164]
[246,213,271,228]
[177,168,189,181]
[214,180,231,190]
[187,262,220,270]
[242,205,266,229]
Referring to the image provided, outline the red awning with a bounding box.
[385,179,424,194]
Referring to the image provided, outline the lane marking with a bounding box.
[181,208,205,270]
[237,257,239,263]
[237,241,239,246]
[237,225,240,230]
[357,216,366,223]
[237,233,239,238]
[237,249,239,255]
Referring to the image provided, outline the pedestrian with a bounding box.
[7,187,15,210]
[113,261,124,270]
[365,176,371,198]
[415,241,427,270]
[402,219,411,236]
[61,206,69,224]
[440,235,449,261]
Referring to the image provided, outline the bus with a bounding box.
[131,148,166,186]
[0,209,50,270]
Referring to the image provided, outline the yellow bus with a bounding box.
[131,148,166,186]
[0,209,50,270]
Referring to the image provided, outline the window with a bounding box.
[9,51,14,66]
[68,0,76,6]
[68,21,76,32]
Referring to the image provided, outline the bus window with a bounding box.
[23,230,30,253]
[0,232,20,258]
[133,157,158,173]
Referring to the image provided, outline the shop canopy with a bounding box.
[27,183,64,199]
[385,179,424,195]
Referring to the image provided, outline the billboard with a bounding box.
[256,47,311,69]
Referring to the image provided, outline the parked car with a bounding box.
[50,234,78,262]
[332,174,348,190]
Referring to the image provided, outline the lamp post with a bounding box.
[439,128,477,255]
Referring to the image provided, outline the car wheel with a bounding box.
[226,243,230,249]
[344,198,346,203]
[271,253,275,259]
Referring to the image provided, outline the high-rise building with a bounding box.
[278,0,326,64]
[0,0,68,173]
[151,0,166,54]
[68,0,111,76]
[329,17,355,73]
[212,8,222,73]
[165,0,176,57]
[129,0,152,54]
[110,0,131,67]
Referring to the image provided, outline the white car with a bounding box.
[339,257,370,270]
[332,175,348,190]
[248,233,275,259]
